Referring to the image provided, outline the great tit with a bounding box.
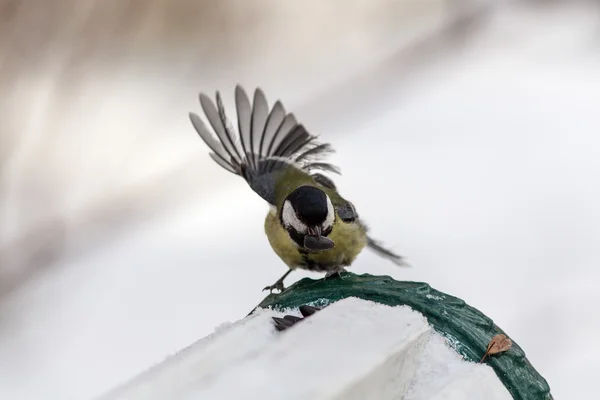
[189,85,406,292]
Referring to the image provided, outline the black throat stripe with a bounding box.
[298,249,333,272]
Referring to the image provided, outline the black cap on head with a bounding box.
[286,185,329,226]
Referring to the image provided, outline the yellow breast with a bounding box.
[264,209,368,271]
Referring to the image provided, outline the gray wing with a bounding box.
[189,85,339,205]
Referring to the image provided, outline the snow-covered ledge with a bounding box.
[99,298,511,400]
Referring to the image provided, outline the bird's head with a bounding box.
[280,185,335,251]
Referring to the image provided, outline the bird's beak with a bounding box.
[304,226,335,251]
[307,226,321,237]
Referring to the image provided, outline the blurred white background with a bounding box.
[1,0,599,398]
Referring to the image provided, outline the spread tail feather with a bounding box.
[367,236,409,267]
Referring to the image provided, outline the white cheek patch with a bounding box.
[323,196,335,230]
[282,200,307,233]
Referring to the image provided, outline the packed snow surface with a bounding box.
[102,298,511,400]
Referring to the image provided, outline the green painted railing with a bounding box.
[252,272,553,400]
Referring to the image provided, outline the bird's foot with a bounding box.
[263,280,285,294]
[262,270,292,294]
[323,268,346,281]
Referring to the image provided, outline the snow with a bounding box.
[1,1,599,399]
[186,298,430,400]
[100,308,284,400]
[405,332,510,400]
[101,298,510,400]
[405,333,477,399]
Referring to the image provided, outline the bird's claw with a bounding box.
[263,281,285,293]
[323,268,346,281]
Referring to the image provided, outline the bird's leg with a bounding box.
[263,269,292,293]
[324,267,347,281]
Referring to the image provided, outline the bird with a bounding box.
[189,85,407,293]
